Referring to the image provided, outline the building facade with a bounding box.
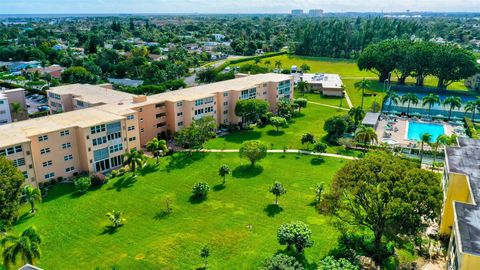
[0,88,28,124]
[440,138,480,270]
[1,74,293,186]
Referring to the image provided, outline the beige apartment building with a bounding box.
[0,73,293,186]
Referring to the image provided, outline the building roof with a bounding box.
[18,264,43,270]
[0,108,124,148]
[301,73,343,89]
[446,137,480,256]
[362,112,380,126]
[48,84,135,106]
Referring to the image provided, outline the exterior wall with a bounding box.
[0,142,37,186]
[440,172,473,235]
[323,88,344,97]
[124,112,142,151]
[3,89,28,121]
[134,102,167,146]
[0,95,12,124]
[165,100,185,134]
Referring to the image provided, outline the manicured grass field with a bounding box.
[205,101,358,156]
[12,153,346,269]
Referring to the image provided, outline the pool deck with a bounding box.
[376,117,454,148]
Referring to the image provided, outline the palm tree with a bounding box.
[422,93,440,117]
[123,149,145,176]
[269,182,287,205]
[264,60,271,66]
[419,133,432,164]
[23,185,42,213]
[274,60,282,72]
[354,125,378,148]
[464,99,480,122]
[400,93,419,116]
[106,210,126,228]
[348,106,365,129]
[443,96,462,120]
[386,89,400,113]
[218,164,230,185]
[296,80,310,97]
[430,134,455,171]
[354,79,370,109]
[146,138,167,164]
[1,227,42,267]
[10,102,25,122]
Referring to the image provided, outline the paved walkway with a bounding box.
[187,149,358,160]
[343,90,354,108]
[308,101,349,111]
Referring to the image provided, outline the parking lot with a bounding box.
[26,93,49,114]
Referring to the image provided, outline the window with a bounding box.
[0,110,5,115]
[194,108,204,115]
[76,100,84,107]
[22,171,28,178]
[204,97,214,104]
[129,137,136,142]
[60,130,70,136]
[107,132,121,140]
[65,166,75,173]
[92,136,107,146]
[177,101,183,107]
[128,126,135,131]
[62,142,72,149]
[110,156,122,168]
[223,92,228,97]
[263,83,268,87]
[241,88,256,100]
[0,100,4,105]
[109,144,123,153]
[278,80,291,96]
[139,108,143,112]
[0,145,23,156]
[223,101,228,106]
[13,158,25,167]
[155,103,165,108]
[44,172,55,180]
[178,121,184,127]
[127,115,134,120]
[90,124,106,134]
[205,106,214,113]
[40,148,50,155]
[223,110,228,114]
[38,135,48,142]
[140,128,144,132]
[194,99,204,106]
[64,154,73,161]
[263,91,267,95]
[42,160,53,167]
[177,112,183,116]
[157,122,166,128]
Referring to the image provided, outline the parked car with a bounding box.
[37,105,50,112]
[37,98,48,103]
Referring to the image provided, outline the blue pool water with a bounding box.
[407,121,446,141]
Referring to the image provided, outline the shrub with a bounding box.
[74,176,91,194]
[118,168,126,176]
[192,182,210,199]
[91,172,106,186]
[277,221,313,254]
[260,254,304,270]
[313,142,328,153]
[318,256,359,270]
[464,116,478,139]
[110,170,119,177]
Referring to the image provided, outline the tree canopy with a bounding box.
[0,156,24,227]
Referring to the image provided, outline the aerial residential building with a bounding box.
[300,73,344,97]
[0,88,28,124]
[465,60,480,92]
[291,9,304,16]
[0,73,293,185]
[26,64,65,79]
[440,138,480,270]
[308,9,324,17]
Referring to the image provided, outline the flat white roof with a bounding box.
[301,73,343,89]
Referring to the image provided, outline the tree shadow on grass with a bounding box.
[165,152,206,172]
[99,225,120,235]
[188,195,207,204]
[42,183,76,203]
[223,130,262,143]
[264,204,283,217]
[267,130,285,136]
[138,162,159,176]
[154,210,172,220]
[310,157,325,165]
[232,164,263,179]
[107,175,137,192]
[15,212,34,226]
[213,184,226,191]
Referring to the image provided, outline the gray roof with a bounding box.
[361,112,380,126]
[446,137,480,256]
[107,78,144,87]
[18,264,43,270]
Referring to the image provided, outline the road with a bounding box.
[183,56,247,86]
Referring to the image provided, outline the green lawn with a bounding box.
[205,102,358,156]
[11,153,347,269]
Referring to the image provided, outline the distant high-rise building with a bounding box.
[308,9,324,17]
[291,9,304,16]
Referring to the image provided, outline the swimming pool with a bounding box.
[406,121,446,141]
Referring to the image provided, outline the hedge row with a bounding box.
[464,116,478,139]
[213,51,288,74]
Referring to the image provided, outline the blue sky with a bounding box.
[0,0,479,14]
